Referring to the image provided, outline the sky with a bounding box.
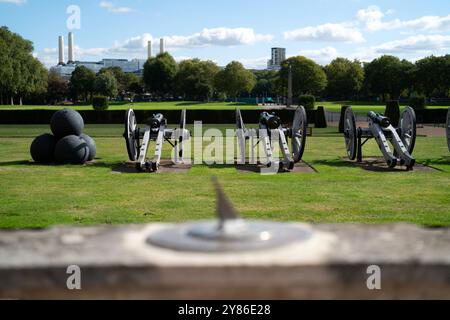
[1,0,450,69]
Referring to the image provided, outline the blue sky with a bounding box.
[1,0,450,68]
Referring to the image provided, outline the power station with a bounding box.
[51,33,165,79]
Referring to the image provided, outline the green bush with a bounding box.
[385,100,400,126]
[298,95,316,110]
[315,106,327,128]
[93,96,109,111]
[409,96,426,110]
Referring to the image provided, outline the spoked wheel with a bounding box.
[446,108,450,152]
[179,109,187,159]
[124,109,139,161]
[236,109,247,162]
[399,107,417,154]
[236,108,245,131]
[291,106,308,163]
[344,107,357,160]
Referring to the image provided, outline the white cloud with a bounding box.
[165,28,273,47]
[238,57,270,69]
[99,1,132,14]
[357,5,450,32]
[0,0,26,4]
[373,34,450,53]
[284,23,365,43]
[297,46,339,65]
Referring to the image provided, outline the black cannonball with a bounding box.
[51,109,84,138]
[30,134,57,164]
[54,135,90,164]
[80,134,97,161]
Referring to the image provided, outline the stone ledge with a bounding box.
[0,223,449,299]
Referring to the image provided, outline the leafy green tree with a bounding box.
[99,67,127,95]
[278,56,327,96]
[175,59,220,101]
[324,58,364,99]
[364,55,414,100]
[251,70,278,97]
[143,52,178,96]
[94,71,118,98]
[415,55,450,97]
[47,70,69,104]
[0,26,47,105]
[70,66,96,102]
[214,61,256,100]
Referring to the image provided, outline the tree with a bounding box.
[99,67,127,95]
[415,55,450,97]
[47,70,69,104]
[94,71,118,98]
[364,55,414,100]
[0,26,48,105]
[251,70,278,97]
[324,58,364,100]
[70,66,96,102]
[143,52,178,96]
[278,56,327,97]
[175,59,220,101]
[214,61,256,100]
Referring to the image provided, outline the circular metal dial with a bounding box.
[291,106,308,163]
[344,107,357,160]
[400,107,417,154]
[124,109,139,161]
[147,220,312,253]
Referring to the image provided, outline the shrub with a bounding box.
[385,100,400,126]
[298,95,316,110]
[409,95,426,110]
[93,96,109,111]
[315,106,327,128]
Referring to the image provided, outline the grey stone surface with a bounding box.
[0,223,449,299]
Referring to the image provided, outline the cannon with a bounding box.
[447,107,450,152]
[236,107,308,171]
[344,107,417,170]
[123,109,189,172]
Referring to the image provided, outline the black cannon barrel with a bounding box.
[148,113,165,129]
[368,111,391,128]
[260,112,281,130]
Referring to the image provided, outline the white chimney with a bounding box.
[147,40,152,59]
[58,36,65,65]
[160,38,164,54]
[68,32,75,63]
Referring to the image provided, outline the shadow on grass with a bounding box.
[309,159,356,168]
[0,160,31,167]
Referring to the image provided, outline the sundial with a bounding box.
[147,178,312,252]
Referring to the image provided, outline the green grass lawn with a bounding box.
[0,124,449,229]
[0,101,448,116]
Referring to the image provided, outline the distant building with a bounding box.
[50,33,160,79]
[267,47,286,71]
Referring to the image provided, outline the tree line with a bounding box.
[1,26,450,106]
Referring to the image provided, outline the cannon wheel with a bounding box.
[179,109,187,159]
[344,107,357,160]
[399,107,417,154]
[124,109,139,161]
[292,106,308,163]
[446,107,450,152]
[236,108,245,130]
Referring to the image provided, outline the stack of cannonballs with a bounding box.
[30,109,96,165]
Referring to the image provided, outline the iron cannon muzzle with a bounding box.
[260,112,281,130]
[368,111,391,128]
[148,113,165,129]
